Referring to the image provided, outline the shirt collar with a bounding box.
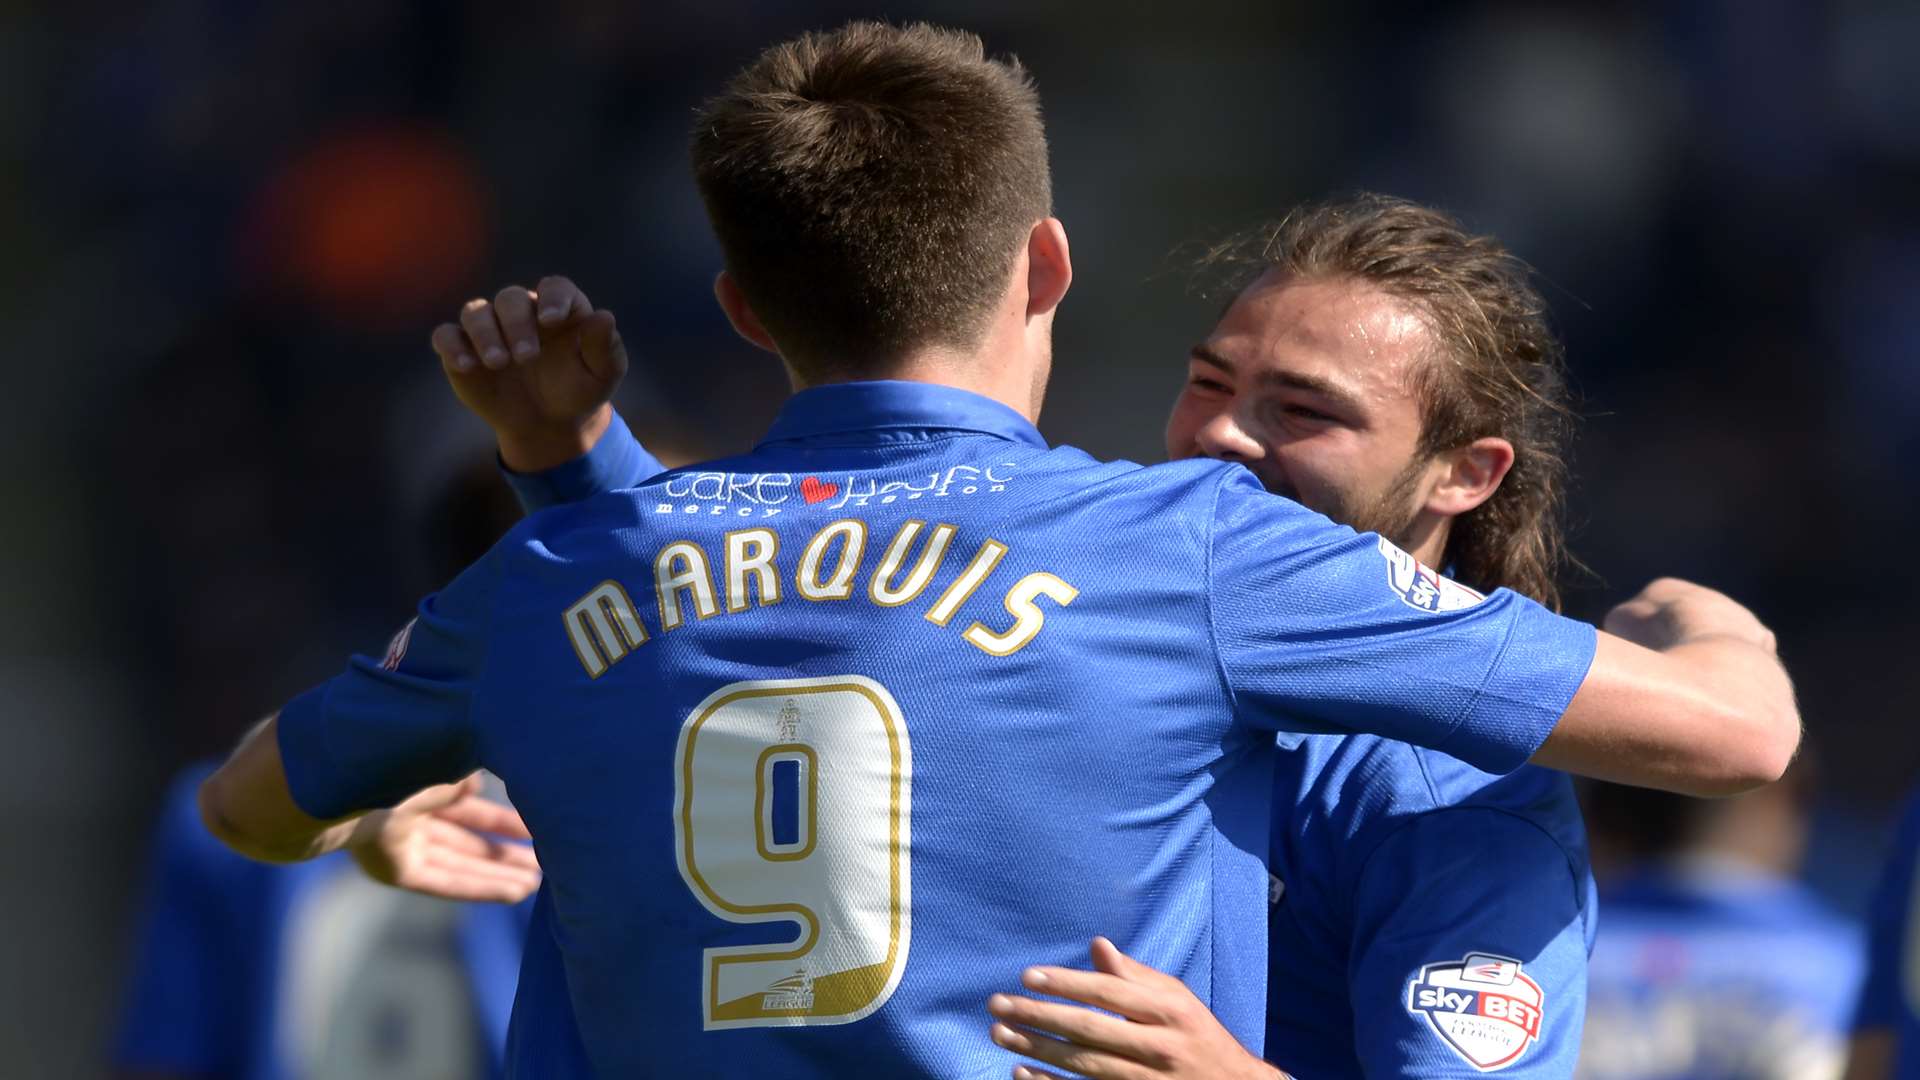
[758,380,1048,449]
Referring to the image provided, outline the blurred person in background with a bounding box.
[1843,792,1920,1080]
[1577,763,1862,1080]
[457,196,1598,1077]
[112,465,532,1080]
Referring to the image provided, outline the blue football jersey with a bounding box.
[114,765,527,1080]
[276,382,1597,1078]
[1856,790,1920,1077]
[1264,737,1594,1077]
[1580,861,1863,1079]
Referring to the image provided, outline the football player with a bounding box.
[200,23,1797,1078]
[488,197,1604,1077]
[987,197,1599,1078]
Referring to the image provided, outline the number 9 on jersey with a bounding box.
[673,676,914,1029]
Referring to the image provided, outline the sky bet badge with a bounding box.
[1405,953,1544,1070]
[1377,537,1486,612]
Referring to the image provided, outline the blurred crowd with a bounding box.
[2,0,1916,1074]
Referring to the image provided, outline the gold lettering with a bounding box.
[869,521,956,608]
[924,538,1008,627]
[656,541,720,631]
[724,528,781,613]
[963,572,1079,656]
[563,580,648,677]
[796,520,868,601]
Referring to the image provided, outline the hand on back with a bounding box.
[986,937,1285,1080]
[347,772,542,904]
[431,276,628,473]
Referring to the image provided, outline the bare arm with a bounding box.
[196,716,355,863]
[198,717,541,902]
[1531,578,1799,797]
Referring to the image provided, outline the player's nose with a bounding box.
[1192,411,1264,462]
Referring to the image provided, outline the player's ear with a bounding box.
[713,271,779,354]
[1024,217,1072,319]
[1426,436,1515,516]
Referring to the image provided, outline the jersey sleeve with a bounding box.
[1854,793,1920,1032]
[275,550,498,820]
[501,409,664,514]
[1207,469,1596,774]
[1344,807,1590,1077]
[112,766,233,1073]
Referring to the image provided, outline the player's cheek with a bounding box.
[1163,396,1205,459]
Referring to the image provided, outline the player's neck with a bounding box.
[790,340,1047,425]
[1399,516,1453,575]
[784,256,1056,423]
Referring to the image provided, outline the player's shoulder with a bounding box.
[1030,451,1325,547]
[484,484,655,571]
[1022,446,1247,500]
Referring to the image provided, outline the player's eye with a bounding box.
[1187,375,1232,396]
[1282,404,1335,423]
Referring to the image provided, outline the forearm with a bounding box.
[1535,631,1799,796]
[197,716,361,864]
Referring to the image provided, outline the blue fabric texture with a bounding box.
[1263,738,1594,1077]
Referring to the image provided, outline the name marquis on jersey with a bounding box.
[563,516,1077,677]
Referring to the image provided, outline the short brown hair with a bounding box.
[1199,194,1578,609]
[692,22,1052,380]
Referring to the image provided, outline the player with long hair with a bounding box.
[200,23,1797,1077]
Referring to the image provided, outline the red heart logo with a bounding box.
[800,476,839,504]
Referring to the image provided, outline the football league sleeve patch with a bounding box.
[276,553,497,820]
[501,409,664,515]
[1206,469,1597,774]
[1347,808,1589,1076]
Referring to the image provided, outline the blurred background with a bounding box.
[2,0,1915,1073]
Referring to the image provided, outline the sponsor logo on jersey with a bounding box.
[1377,537,1486,613]
[380,618,416,671]
[760,969,816,1012]
[652,464,1017,518]
[1406,953,1544,1071]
